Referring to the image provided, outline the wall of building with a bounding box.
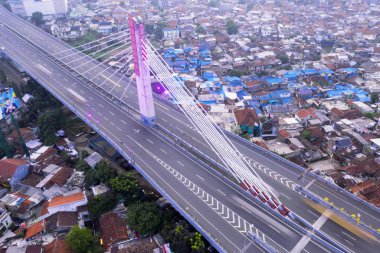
[8,0,68,17]
[9,164,29,187]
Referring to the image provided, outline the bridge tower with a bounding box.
[128,16,156,126]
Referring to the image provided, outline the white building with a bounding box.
[8,0,68,17]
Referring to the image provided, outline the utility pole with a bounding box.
[10,112,30,161]
[0,127,12,158]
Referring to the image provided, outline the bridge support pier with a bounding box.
[129,16,156,126]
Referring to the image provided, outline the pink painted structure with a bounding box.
[129,16,155,125]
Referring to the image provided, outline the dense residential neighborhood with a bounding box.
[1,0,380,252]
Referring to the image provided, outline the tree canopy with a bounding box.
[109,174,141,201]
[226,20,238,35]
[66,225,101,253]
[31,12,44,26]
[190,232,206,253]
[37,108,64,145]
[84,161,118,187]
[88,195,117,219]
[126,201,161,235]
[0,70,6,84]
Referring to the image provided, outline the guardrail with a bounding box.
[0,18,362,252]
[296,185,380,239]
[2,50,231,253]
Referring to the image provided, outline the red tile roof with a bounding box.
[234,108,260,126]
[100,212,128,250]
[0,158,27,180]
[25,220,44,240]
[278,129,291,139]
[296,108,316,120]
[43,238,74,253]
[49,192,85,208]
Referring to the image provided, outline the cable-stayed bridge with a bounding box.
[0,8,379,253]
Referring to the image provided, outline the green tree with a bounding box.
[208,0,220,7]
[126,202,161,235]
[228,69,243,77]
[277,53,289,64]
[88,195,117,219]
[371,93,379,104]
[190,232,206,253]
[109,174,142,200]
[75,159,91,171]
[154,25,164,40]
[162,221,192,253]
[0,0,11,11]
[119,1,126,8]
[196,25,206,35]
[37,108,65,145]
[0,70,6,83]
[66,225,101,253]
[31,12,44,26]
[84,161,118,187]
[226,20,238,35]
[145,24,155,35]
[301,129,312,141]
[363,112,377,120]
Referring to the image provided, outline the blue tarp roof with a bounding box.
[285,70,304,77]
[319,68,334,75]
[354,94,370,102]
[237,90,249,99]
[266,77,285,85]
[342,68,358,73]
[302,69,319,75]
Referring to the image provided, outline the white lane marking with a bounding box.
[281,193,291,200]
[291,210,331,253]
[121,120,127,125]
[89,96,94,101]
[110,122,115,126]
[217,189,226,196]
[345,240,354,246]
[341,231,357,241]
[99,104,104,108]
[269,225,281,234]
[307,209,320,218]
[196,174,204,181]
[161,118,168,122]
[110,111,115,116]
[160,148,167,154]
[116,126,121,131]
[304,179,316,190]
[146,139,154,144]
[177,161,184,166]
[37,64,52,74]
[104,116,109,121]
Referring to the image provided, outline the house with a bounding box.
[43,236,74,253]
[234,108,260,136]
[25,220,44,241]
[112,6,127,24]
[35,166,73,191]
[45,211,78,233]
[0,209,12,233]
[99,211,128,251]
[46,191,87,215]
[84,152,102,168]
[163,28,180,40]
[295,108,317,124]
[0,159,29,188]
[369,138,380,153]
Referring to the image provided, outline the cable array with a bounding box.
[142,39,290,216]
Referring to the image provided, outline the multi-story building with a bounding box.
[7,0,68,17]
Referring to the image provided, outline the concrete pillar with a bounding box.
[129,16,155,126]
